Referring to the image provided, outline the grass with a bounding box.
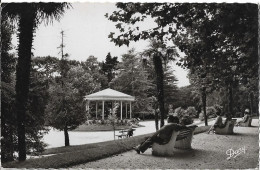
[74,123,143,131]
[2,126,210,169]
[2,133,153,169]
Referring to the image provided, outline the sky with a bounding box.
[10,2,190,87]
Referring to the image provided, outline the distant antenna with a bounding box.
[58,30,66,60]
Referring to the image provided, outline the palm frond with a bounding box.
[35,2,72,25]
[2,3,71,25]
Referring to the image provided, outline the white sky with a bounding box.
[8,2,193,87]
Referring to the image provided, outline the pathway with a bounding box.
[72,119,259,169]
[43,119,207,148]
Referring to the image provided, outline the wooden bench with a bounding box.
[116,134,127,139]
[239,117,252,127]
[116,129,135,139]
[152,126,197,156]
[215,119,236,135]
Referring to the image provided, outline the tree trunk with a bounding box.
[153,53,165,128]
[201,87,208,126]
[250,91,254,115]
[155,110,159,131]
[228,83,234,117]
[15,10,36,161]
[64,124,70,146]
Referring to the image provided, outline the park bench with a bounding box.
[215,119,236,135]
[116,128,135,139]
[238,117,252,127]
[152,125,197,156]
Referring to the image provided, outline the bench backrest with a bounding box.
[176,127,196,141]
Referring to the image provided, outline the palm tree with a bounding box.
[2,2,71,161]
[141,40,179,129]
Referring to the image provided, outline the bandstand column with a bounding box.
[120,101,123,120]
[95,102,98,119]
[126,103,128,119]
[130,101,132,119]
[102,100,105,120]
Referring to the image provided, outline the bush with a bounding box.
[199,112,205,121]
[174,107,186,117]
[199,106,217,121]
[186,107,197,118]
[100,119,105,125]
[206,106,217,118]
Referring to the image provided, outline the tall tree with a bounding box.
[101,52,119,88]
[2,2,70,161]
[106,3,258,119]
[141,40,179,128]
[110,49,154,114]
[1,13,16,162]
[45,66,97,146]
[82,55,107,90]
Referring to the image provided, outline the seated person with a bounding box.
[236,109,250,126]
[134,115,188,154]
[127,126,134,137]
[208,109,229,134]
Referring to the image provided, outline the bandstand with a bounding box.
[84,88,135,120]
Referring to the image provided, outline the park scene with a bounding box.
[1,2,259,169]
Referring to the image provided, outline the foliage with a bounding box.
[141,40,179,127]
[107,2,258,123]
[108,103,119,139]
[174,107,185,118]
[1,13,16,162]
[110,49,154,113]
[101,52,119,87]
[185,107,197,118]
[2,2,71,161]
[206,107,217,118]
[32,56,59,81]
[82,55,108,89]
[199,106,217,121]
[46,66,97,131]
[174,106,195,124]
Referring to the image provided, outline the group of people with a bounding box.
[207,108,251,134]
[134,108,252,154]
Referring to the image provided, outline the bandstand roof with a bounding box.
[84,88,135,101]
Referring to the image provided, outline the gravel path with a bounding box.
[72,119,259,169]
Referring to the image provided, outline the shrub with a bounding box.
[186,107,197,118]
[206,106,217,118]
[199,112,205,121]
[199,106,217,121]
[174,107,186,117]
[100,119,106,125]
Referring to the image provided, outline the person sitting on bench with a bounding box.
[236,109,250,126]
[127,126,134,137]
[134,115,188,154]
[208,108,231,134]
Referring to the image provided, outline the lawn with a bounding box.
[3,133,153,169]
[73,123,143,131]
[2,126,210,169]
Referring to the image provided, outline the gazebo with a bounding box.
[84,88,135,120]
